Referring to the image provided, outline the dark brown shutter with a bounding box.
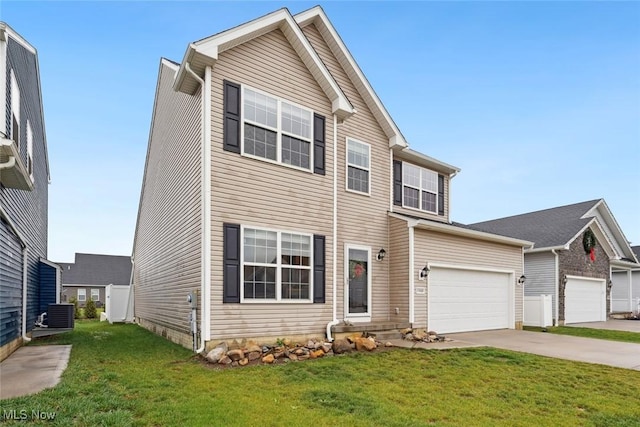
[393,160,402,206]
[313,114,325,175]
[438,174,445,216]
[223,223,240,303]
[313,235,325,303]
[223,80,241,153]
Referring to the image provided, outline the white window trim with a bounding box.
[77,289,86,302]
[344,244,372,322]
[10,69,20,149]
[345,137,371,196]
[240,224,314,304]
[240,85,314,173]
[91,288,100,301]
[26,120,33,181]
[402,161,438,214]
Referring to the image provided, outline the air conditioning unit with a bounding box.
[47,304,75,328]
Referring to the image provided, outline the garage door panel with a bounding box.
[565,277,605,324]
[429,268,511,333]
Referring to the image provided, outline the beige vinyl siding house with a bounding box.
[132,59,203,348]
[132,6,530,352]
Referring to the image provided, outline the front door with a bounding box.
[345,246,371,321]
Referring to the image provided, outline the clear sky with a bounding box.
[1,1,638,262]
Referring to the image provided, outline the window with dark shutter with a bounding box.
[223,80,241,153]
[393,160,402,206]
[223,223,241,303]
[313,235,325,303]
[438,174,445,216]
[313,114,325,175]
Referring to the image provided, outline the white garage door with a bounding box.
[429,267,512,333]
[565,276,606,324]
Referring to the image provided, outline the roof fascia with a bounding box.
[294,6,408,149]
[525,245,568,254]
[567,218,617,259]
[39,258,62,271]
[394,147,461,175]
[174,8,353,119]
[389,212,533,247]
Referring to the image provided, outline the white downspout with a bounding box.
[551,249,559,325]
[409,224,415,324]
[22,248,31,342]
[326,114,339,341]
[185,62,209,353]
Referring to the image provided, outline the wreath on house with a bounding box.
[583,229,597,261]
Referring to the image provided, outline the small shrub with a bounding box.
[70,297,80,319]
[85,299,97,319]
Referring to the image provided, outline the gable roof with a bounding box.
[294,6,408,149]
[468,199,637,261]
[633,246,640,260]
[174,8,353,121]
[57,253,132,286]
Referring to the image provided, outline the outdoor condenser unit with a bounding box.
[47,304,75,328]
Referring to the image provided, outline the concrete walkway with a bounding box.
[566,319,640,333]
[446,330,640,370]
[0,345,72,400]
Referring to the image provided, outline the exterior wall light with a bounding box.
[376,248,386,261]
[517,275,526,285]
[419,265,430,280]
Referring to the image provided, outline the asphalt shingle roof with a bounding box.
[632,246,640,260]
[57,253,131,286]
[468,199,602,249]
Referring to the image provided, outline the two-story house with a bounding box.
[0,22,59,361]
[132,6,531,352]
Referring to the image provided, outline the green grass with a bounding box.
[525,325,640,344]
[1,321,639,426]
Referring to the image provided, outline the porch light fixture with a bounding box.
[376,248,386,261]
[562,274,568,285]
[517,275,526,286]
[607,279,613,291]
[419,265,430,280]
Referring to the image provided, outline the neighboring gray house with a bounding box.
[0,23,58,362]
[469,199,638,325]
[611,245,640,315]
[58,253,132,308]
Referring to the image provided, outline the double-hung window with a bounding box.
[242,227,312,302]
[26,121,33,180]
[242,87,313,171]
[346,138,370,194]
[77,289,86,302]
[91,288,100,302]
[403,163,438,213]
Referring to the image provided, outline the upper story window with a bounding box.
[402,162,438,214]
[242,86,313,171]
[346,138,370,195]
[10,70,20,150]
[242,226,312,302]
[26,121,33,181]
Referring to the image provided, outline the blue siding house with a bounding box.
[0,22,58,361]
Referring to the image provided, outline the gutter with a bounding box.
[184,62,210,354]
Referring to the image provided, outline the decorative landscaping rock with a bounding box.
[346,333,362,343]
[332,339,352,354]
[205,343,227,363]
[413,329,427,340]
[227,349,245,361]
[355,337,377,351]
[287,353,298,361]
[385,342,394,347]
[218,356,232,365]
[245,343,261,354]
[228,339,242,350]
[262,354,275,364]
[239,358,249,366]
[322,343,333,353]
[247,351,261,361]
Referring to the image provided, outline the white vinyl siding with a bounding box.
[346,138,370,195]
[524,252,557,322]
[242,85,313,171]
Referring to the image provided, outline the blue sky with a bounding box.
[1,1,638,262]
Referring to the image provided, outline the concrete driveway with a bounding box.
[566,319,640,333]
[446,329,640,371]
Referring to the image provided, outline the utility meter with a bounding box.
[187,290,197,309]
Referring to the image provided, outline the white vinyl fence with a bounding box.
[524,294,552,327]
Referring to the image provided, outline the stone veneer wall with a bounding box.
[558,227,610,323]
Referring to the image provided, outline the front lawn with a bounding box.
[1,321,639,426]
[525,325,640,344]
